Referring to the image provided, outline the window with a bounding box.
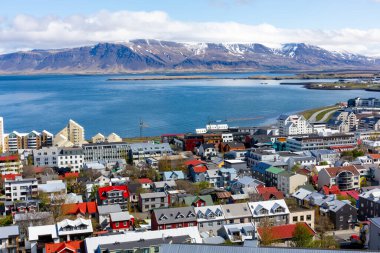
[208,222,213,227]
[240,218,244,223]
[293,216,298,222]
[306,215,312,221]
[300,216,304,221]
[229,219,234,224]
[115,222,119,227]
[339,216,343,222]
[123,221,127,226]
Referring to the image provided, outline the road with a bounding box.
[308,107,338,123]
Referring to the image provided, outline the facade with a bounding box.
[128,143,173,164]
[265,166,285,187]
[139,192,169,212]
[277,171,308,195]
[97,204,123,230]
[277,114,313,136]
[97,185,129,211]
[247,148,277,167]
[318,165,362,191]
[33,147,59,167]
[57,147,84,172]
[247,199,290,226]
[0,117,4,152]
[320,200,357,230]
[219,222,256,243]
[91,133,105,143]
[56,218,93,241]
[289,208,315,229]
[4,176,38,201]
[197,143,217,158]
[369,217,380,250]
[0,225,20,253]
[0,155,23,175]
[151,207,197,230]
[286,134,357,152]
[358,188,380,220]
[221,203,253,225]
[54,119,85,147]
[109,211,135,231]
[4,131,27,152]
[330,111,357,131]
[348,97,380,108]
[82,142,129,163]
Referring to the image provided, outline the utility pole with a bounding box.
[139,119,148,138]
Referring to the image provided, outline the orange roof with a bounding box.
[33,167,45,174]
[45,241,83,253]
[258,222,315,241]
[322,185,341,195]
[184,160,206,166]
[138,178,153,184]
[216,191,232,199]
[63,172,80,178]
[257,187,280,194]
[369,154,380,159]
[193,166,207,173]
[62,202,97,215]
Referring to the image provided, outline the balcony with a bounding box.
[6,240,18,248]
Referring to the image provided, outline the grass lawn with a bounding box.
[315,106,339,121]
[301,105,337,120]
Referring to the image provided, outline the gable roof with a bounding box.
[182,195,213,206]
[137,178,153,184]
[257,222,315,241]
[257,187,284,200]
[152,207,196,225]
[62,202,97,215]
[184,160,206,166]
[98,185,129,200]
[97,204,122,215]
[193,166,207,173]
[110,211,131,222]
[221,203,251,219]
[45,241,83,253]
[323,165,361,177]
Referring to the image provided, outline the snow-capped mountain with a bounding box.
[0,40,378,73]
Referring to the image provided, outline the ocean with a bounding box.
[0,72,378,138]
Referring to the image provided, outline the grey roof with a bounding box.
[110,211,131,222]
[0,225,19,239]
[221,203,251,219]
[310,149,338,156]
[154,181,177,188]
[228,227,240,233]
[153,207,196,225]
[140,192,167,199]
[202,236,225,244]
[98,204,122,215]
[129,143,172,152]
[14,212,52,222]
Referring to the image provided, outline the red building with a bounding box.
[184,135,204,152]
[151,206,197,230]
[109,211,135,231]
[97,185,129,210]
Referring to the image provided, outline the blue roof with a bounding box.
[163,171,185,179]
[220,168,237,173]
[252,162,272,174]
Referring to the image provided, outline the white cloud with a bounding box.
[0,10,380,57]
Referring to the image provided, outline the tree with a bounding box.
[309,235,339,249]
[291,223,314,247]
[285,197,298,210]
[176,180,198,195]
[89,184,100,201]
[319,161,329,166]
[0,215,12,226]
[314,207,334,235]
[259,218,275,246]
[291,163,301,172]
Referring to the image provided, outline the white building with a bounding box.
[195,205,225,234]
[277,114,313,136]
[4,176,38,201]
[33,147,59,167]
[57,147,84,172]
[222,133,233,143]
[247,199,290,225]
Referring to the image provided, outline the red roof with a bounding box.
[193,166,207,173]
[45,241,83,253]
[0,155,19,162]
[62,202,97,215]
[98,185,129,200]
[330,145,355,150]
[341,190,359,200]
[138,178,153,184]
[258,223,315,241]
[257,187,284,200]
[184,160,206,166]
[61,172,80,179]
[322,185,341,195]
[369,154,380,159]
[257,187,280,194]
[1,173,21,181]
[33,167,45,174]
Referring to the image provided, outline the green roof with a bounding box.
[266,166,285,174]
[182,195,214,206]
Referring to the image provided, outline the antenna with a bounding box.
[139,119,149,138]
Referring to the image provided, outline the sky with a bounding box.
[1,0,380,56]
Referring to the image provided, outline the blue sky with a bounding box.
[1,0,380,55]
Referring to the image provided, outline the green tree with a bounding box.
[0,215,12,226]
[319,161,329,166]
[259,218,275,246]
[291,223,314,247]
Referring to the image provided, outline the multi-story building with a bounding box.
[319,200,357,230]
[348,97,380,108]
[358,188,380,220]
[0,154,23,175]
[286,134,357,151]
[4,131,27,152]
[247,199,289,226]
[0,116,4,152]
[109,211,135,231]
[91,133,105,143]
[57,147,84,172]
[277,114,313,136]
[221,203,253,225]
[289,208,315,229]
[138,192,169,212]
[4,176,38,201]
[277,171,308,195]
[54,119,86,147]
[107,133,123,143]
[3,130,53,152]
[247,148,278,167]
[82,142,129,163]
[33,147,59,167]
[369,217,380,250]
[97,185,129,211]
[128,142,173,164]
[151,206,197,230]
[318,165,362,191]
[0,225,20,253]
[194,205,225,234]
[330,111,357,131]
[265,166,285,187]
[41,130,54,147]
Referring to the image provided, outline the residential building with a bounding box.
[219,167,237,185]
[220,142,245,153]
[128,142,173,164]
[194,205,225,234]
[0,225,19,253]
[265,166,285,187]
[38,180,67,198]
[310,149,340,164]
[221,203,252,224]
[109,211,135,231]
[162,170,185,181]
[41,130,54,147]
[358,188,380,220]
[256,187,284,201]
[180,195,213,207]
[54,119,86,147]
[330,111,357,131]
[45,241,83,253]
[151,206,197,230]
[57,147,84,172]
[28,225,59,253]
[56,218,93,241]
[277,114,313,136]
[153,180,177,192]
[137,178,153,189]
[33,147,59,167]
[247,199,289,226]
[61,202,97,218]
[4,176,38,201]
[0,116,4,152]
[219,222,256,243]
[139,192,169,212]
[319,200,357,230]
[289,208,315,229]
[277,171,308,195]
[286,134,357,152]
[91,133,105,143]
[292,187,315,206]
[107,133,123,142]
[82,142,129,163]
[348,97,380,108]
[197,143,217,158]
[97,204,122,230]
[97,185,129,211]
[224,159,248,174]
[318,165,362,191]
[4,131,27,152]
[230,176,264,194]
[359,116,380,131]
[369,217,380,250]
[247,148,277,167]
[200,169,223,187]
[0,154,23,175]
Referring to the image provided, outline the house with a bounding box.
[257,223,315,247]
[369,217,380,250]
[318,165,362,191]
[94,175,111,185]
[224,160,249,175]
[197,143,217,158]
[221,203,253,224]
[230,176,264,194]
[162,171,185,181]
[38,180,67,200]
[219,223,256,243]
[29,225,60,253]
[200,169,223,187]
[319,200,357,230]
[139,192,169,212]
[220,142,246,153]
[291,187,315,206]
[0,225,20,253]
[256,187,284,201]
[97,204,122,230]
[61,202,97,218]
[137,178,153,189]
[289,207,315,229]
[153,180,177,192]
[358,188,380,220]
[180,195,214,207]
[128,143,173,165]
[4,176,38,201]
[310,149,340,164]
[265,167,285,187]
[97,185,129,210]
[219,168,237,186]
[45,241,83,253]
[151,206,197,230]
[109,211,135,231]
[247,199,290,226]
[277,171,308,195]
[189,165,208,182]
[247,148,278,167]
[56,218,93,241]
[194,205,225,234]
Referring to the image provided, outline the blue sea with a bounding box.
[0,72,378,138]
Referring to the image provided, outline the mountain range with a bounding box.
[0,39,379,74]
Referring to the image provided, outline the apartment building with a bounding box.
[358,188,380,220]
[54,119,86,147]
[318,165,362,191]
[57,147,84,172]
[0,155,23,175]
[289,208,315,229]
[4,176,38,201]
[128,142,173,164]
[247,199,290,226]
[138,192,169,212]
[151,206,197,230]
[82,142,129,163]
[33,147,59,167]
[3,130,53,152]
[97,185,129,211]
[221,203,253,225]
[277,114,313,136]
[286,134,357,152]
[0,117,4,152]
[277,171,308,195]
[0,225,20,253]
[194,205,225,234]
